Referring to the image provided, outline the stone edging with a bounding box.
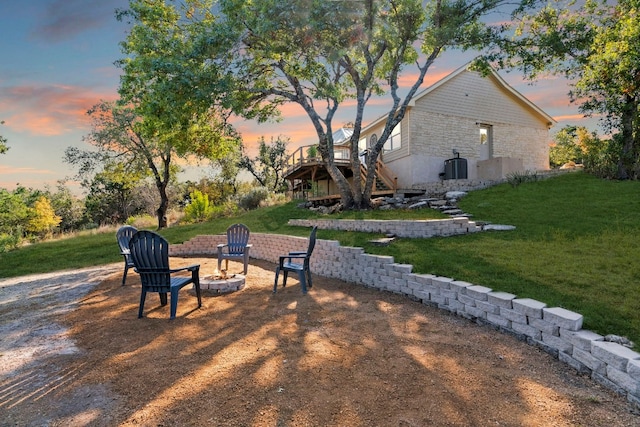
[171,232,640,407]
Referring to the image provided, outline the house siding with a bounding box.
[362,69,552,187]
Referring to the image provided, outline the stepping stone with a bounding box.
[369,237,396,246]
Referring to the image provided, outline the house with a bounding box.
[284,63,556,200]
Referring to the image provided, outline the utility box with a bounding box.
[444,155,468,180]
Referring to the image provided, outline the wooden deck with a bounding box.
[285,144,398,202]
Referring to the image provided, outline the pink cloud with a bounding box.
[0,165,56,176]
[554,113,599,122]
[0,84,118,136]
[397,68,452,88]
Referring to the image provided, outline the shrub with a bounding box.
[260,192,289,208]
[184,190,214,223]
[26,196,61,238]
[210,201,240,219]
[582,134,621,179]
[237,187,270,210]
[126,214,156,229]
[0,229,22,253]
[506,170,541,187]
[549,126,585,168]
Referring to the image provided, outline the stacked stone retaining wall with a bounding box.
[410,169,572,196]
[171,231,640,407]
[287,218,481,238]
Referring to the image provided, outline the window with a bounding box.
[479,128,488,145]
[478,124,493,160]
[383,124,401,152]
[358,137,367,154]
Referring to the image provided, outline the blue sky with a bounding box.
[0,1,596,195]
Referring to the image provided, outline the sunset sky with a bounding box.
[0,1,598,195]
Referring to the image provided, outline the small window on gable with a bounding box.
[383,124,401,152]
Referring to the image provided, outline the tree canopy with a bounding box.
[0,121,9,154]
[117,0,538,209]
[485,0,640,179]
[109,1,246,227]
[239,136,289,193]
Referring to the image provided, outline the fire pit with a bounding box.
[199,270,246,293]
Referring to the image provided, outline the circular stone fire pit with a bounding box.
[199,274,246,293]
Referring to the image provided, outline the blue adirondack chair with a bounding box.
[129,230,202,319]
[217,224,252,275]
[116,225,137,286]
[273,226,317,294]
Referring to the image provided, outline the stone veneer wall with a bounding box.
[171,231,640,407]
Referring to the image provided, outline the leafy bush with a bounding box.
[260,192,289,208]
[184,190,214,223]
[582,134,621,179]
[0,229,22,253]
[210,201,240,218]
[26,196,61,238]
[126,214,156,229]
[549,126,585,168]
[237,187,270,210]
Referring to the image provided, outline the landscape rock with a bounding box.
[483,224,517,231]
[408,201,428,209]
[446,190,468,199]
[302,189,519,233]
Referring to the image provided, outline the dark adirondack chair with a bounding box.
[128,230,202,319]
[273,226,317,294]
[217,223,252,275]
[116,225,137,286]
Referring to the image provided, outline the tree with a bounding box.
[550,125,586,168]
[48,181,88,232]
[0,186,62,249]
[82,161,148,225]
[0,188,30,233]
[26,196,61,238]
[66,101,171,226]
[484,0,640,179]
[239,136,289,192]
[205,146,244,202]
[113,1,244,227]
[115,0,534,209]
[0,120,8,154]
[67,99,230,228]
[185,0,541,208]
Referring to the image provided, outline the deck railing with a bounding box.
[360,159,398,192]
[286,145,352,173]
[286,145,398,196]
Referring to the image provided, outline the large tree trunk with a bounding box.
[349,134,370,209]
[318,136,355,208]
[156,199,168,229]
[617,94,637,180]
[156,185,169,229]
[154,153,171,229]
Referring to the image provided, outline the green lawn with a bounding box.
[2,171,638,347]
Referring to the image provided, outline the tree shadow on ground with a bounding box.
[2,259,638,426]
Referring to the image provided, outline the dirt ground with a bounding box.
[2,257,640,427]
